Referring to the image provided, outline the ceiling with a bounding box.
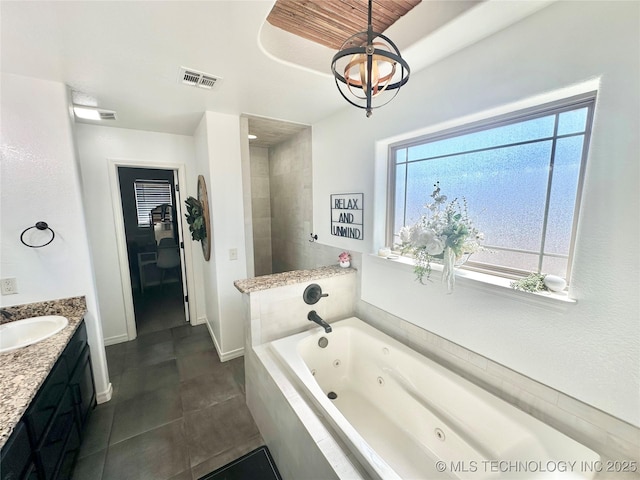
[246,116,309,149]
[0,1,554,138]
[266,0,422,50]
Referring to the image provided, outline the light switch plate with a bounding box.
[1,278,18,295]
[229,248,238,261]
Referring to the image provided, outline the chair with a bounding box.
[156,238,181,287]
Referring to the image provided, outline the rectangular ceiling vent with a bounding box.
[178,67,222,90]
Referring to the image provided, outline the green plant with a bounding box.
[184,196,206,242]
[510,273,547,292]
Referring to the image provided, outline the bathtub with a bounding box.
[270,317,600,480]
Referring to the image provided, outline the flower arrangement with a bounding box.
[395,182,484,291]
[338,251,351,267]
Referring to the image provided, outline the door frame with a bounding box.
[108,158,197,341]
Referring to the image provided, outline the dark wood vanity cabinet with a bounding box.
[0,320,96,480]
[0,421,38,480]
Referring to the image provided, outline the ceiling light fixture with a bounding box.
[330,0,410,118]
[248,134,257,140]
[73,105,117,121]
[73,106,101,120]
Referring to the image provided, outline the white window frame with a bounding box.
[385,92,596,283]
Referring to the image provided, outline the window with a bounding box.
[389,93,595,281]
[134,180,173,227]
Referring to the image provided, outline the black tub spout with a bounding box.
[307,310,332,333]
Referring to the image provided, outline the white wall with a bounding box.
[74,124,203,343]
[312,1,640,426]
[0,73,110,399]
[193,116,220,344]
[194,112,248,359]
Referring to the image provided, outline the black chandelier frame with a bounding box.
[330,0,410,117]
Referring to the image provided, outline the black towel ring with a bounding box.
[20,221,55,248]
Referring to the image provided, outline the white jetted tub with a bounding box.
[270,317,600,480]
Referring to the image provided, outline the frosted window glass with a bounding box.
[542,255,567,277]
[407,115,555,162]
[406,142,552,250]
[390,96,593,280]
[472,249,540,273]
[544,136,583,254]
[394,164,407,235]
[557,108,588,135]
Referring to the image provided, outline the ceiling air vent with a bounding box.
[178,67,222,90]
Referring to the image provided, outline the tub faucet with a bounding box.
[307,310,332,333]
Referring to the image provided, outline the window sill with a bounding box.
[368,253,576,311]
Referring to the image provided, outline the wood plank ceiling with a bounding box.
[266,0,422,50]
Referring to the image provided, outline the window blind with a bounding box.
[134,180,172,226]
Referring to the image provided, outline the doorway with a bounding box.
[117,166,189,336]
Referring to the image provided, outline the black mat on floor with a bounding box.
[198,446,282,480]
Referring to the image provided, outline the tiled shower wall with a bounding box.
[269,128,313,273]
[249,146,272,276]
[250,128,346,276]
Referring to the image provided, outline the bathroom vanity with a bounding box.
[0,298,95,480]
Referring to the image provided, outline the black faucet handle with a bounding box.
[303,284,329,305]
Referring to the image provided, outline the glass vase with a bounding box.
[442,247,456,293]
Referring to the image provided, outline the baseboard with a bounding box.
[220,346,244,362]
[103,333,129,346]
[96,382,113,404]
[194,315,207,326]
[204,320,244,362]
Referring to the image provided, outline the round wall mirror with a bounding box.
[197,175,212,261]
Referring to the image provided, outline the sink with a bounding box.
[0,316,68,353]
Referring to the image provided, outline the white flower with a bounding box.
[425,236,445,256]
[410,227,445,256]
[398,225,413,244]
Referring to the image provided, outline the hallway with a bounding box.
[73,302,262,479]
[133,283,187,336]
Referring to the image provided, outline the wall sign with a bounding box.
[331,193,363,240]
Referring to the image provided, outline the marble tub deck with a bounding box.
[0,296,87,449]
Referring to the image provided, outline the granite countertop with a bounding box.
[234,265,356,294]
[0,297,87,449]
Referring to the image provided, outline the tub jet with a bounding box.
[327,391,338,400]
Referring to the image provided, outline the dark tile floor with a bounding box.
[133,282,188,336]
[73,287,263,480]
